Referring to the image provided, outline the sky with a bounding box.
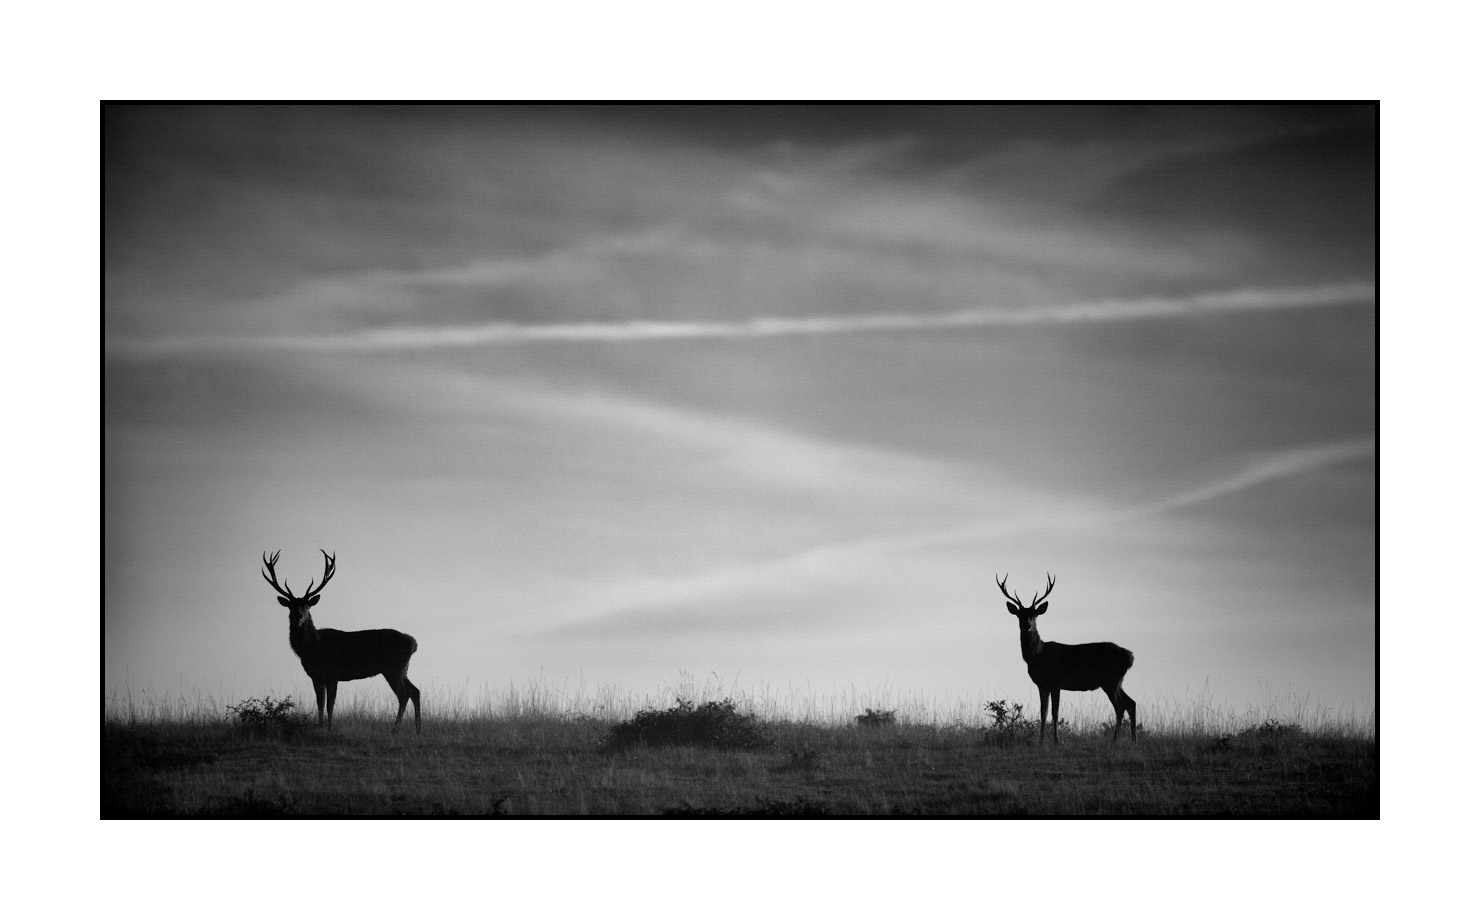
[103,104,1375,724]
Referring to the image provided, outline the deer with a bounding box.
[261,550,421,733]
[996,572,1136,744]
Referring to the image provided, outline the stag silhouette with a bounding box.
[262,550,421,733]
[997,573,1136,743]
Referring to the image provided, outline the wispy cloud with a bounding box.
[107,283,1372,358]
[1128,438,1375,518]
[424,376,999,500]
[541,436,1375,633]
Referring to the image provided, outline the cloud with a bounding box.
[540,436,1375,633]
[106,282,1372,358]
[1129,438,1375,517]
[370,370,1039,525]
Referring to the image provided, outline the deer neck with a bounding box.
[288,613,320,657]
[1018,618,1045,662]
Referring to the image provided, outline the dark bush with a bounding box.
[983,699,1062,746]
[227,696,311,735]
[602,698,770,750]
[1240,719,1304,752]
[1240,718,1303,740]
[1206,720,1303,753]
[855,708,897,728]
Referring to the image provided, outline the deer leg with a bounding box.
[403,677,421,734]
[1050,689,1061,745]
[325,681,338,728]
[385,671,410,733]
[1105,684,1124,741]
[1122,689,1137,742]
[1038,686,1050,744]
[312,678,326,727]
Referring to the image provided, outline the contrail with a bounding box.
[107,283,1373,358]
[723,437,1375,579]
[1128,438,1375,518]
[546,437,1375,629]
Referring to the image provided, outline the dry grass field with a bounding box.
[102,684,1376,817]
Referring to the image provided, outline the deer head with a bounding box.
[996,572,1055,619]
[261,550,336,628]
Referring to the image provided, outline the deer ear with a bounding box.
[1037,602,1048,616]
[307,596,320,607]
[1005,601,1020,614]
[277,597,291,608]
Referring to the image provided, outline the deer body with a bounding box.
[290,624,419,682]
[999,573,1136,744]
[264,550,422,733]
[1021,633,1134,693]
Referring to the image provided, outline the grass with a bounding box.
[102,681,1376,817]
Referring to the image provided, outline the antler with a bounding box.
[1028,572,1056,608]
[302,550,336,599]
[996,573,1024,607]
[261,550,296,600]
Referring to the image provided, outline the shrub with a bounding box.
[602,698,770,750]
[855,708,897,728]
[1206,720,1304,752]
[1239,719,1303,751]
[226,696,311,735]
[1240,718,1303,740]
[983,699,1062,746]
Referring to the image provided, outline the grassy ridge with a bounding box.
[103,695,1376,816]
